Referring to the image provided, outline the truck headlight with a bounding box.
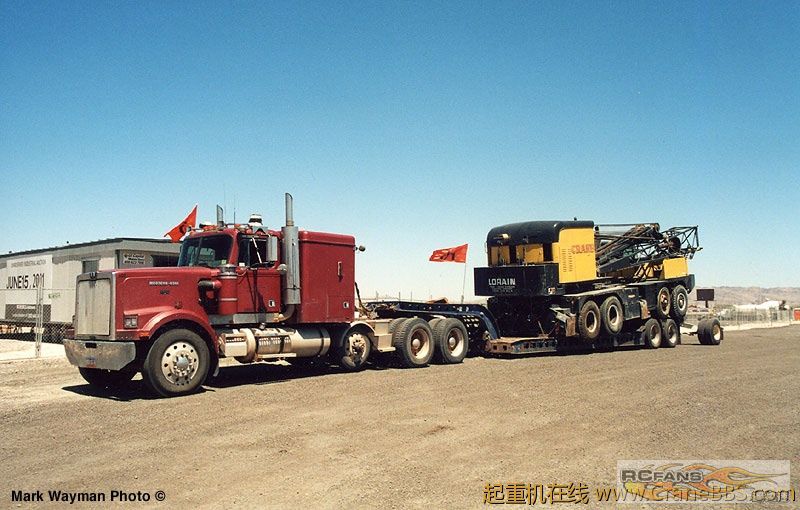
[123,315,139,329]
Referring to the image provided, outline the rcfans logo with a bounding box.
[620,469,703,483]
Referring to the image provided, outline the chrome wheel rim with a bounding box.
[161,341,199,386]
[347,333,368,363]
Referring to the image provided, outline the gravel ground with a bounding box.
[1,326,798,509]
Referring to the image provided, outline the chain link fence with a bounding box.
[716,307,794,328]
[687,307,795,329]
[0,288,75,347]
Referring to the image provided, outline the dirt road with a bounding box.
[2,326,798,509]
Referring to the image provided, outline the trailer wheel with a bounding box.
[661,318,679,348]
[698,318,723,346]
[388,318,407,334]
[336,328,372,371]
[142,328,210,397]
[643,318,662,348]
[671,285,689,320]
[78,364,137,389]
[578,301,601,341]
[655,287,671,319]
[600,296,624,336]
[432,318,469,364]
[393,317,434,367]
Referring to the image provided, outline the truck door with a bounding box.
[237,236,281,314]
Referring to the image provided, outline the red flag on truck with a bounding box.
[165,205,198,242]
[429,243,468,263]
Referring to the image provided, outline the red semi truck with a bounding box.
[64,194,722,397]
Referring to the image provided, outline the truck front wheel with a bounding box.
[142,329,210,397]
[78,365,137,389]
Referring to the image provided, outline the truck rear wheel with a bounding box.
[336,328,371,371]
[642,318,662,348]
[661,318,679,348]
[655,287,671,319]
[142,328,210,397]
[388,318,407,334]
[670,285,689,320]
[578,301,601,341]
[600,296,624,336]
[78,364,137,389]
[432,318,469,364]
[393,317,434,367]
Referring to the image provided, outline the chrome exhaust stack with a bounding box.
[282,193,301,306]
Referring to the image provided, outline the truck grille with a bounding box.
[75,277,112,337]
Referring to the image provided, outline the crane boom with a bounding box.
[595,224,700,276]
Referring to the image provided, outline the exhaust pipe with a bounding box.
[282,193,301,305]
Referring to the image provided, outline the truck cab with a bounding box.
[64,194,364,397]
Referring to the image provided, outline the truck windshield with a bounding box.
[178,235,233,268]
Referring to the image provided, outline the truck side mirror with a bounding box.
[266,236,279,264]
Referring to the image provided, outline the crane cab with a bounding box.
[475,220,598,297]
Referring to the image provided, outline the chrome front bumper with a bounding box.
[63,339,136,370]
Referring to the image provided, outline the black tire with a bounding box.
[600,296,624,336]
[671,285,689,320]
[335,327,371,371]
[697,319,710,345]
[428,318,444,332]
[388,318,407,334]
[142,328,210,397]
[698,318,723,346]
[642,318,662,348]
[432,318,469,364]
[661,318,679,348]
[578,301,601,341]
[78,364,137,389]
[393,317,434,367]
[655,286,671,319]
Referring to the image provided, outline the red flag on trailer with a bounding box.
[429,243,468,263]
[164,205,198,242]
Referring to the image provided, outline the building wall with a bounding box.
[1,240,180,324]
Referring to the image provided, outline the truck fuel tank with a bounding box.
[219,326,330,363]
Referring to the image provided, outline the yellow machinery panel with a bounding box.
[515,244,544,264]
[489,245,510,266]
[661,257,689,279]
[553,228,597,283]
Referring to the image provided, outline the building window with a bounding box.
[152,255,179,267]
[82,260,99,273]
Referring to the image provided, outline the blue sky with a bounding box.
[1,1,798,298]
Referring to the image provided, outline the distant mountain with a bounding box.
[691,287,800,307]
